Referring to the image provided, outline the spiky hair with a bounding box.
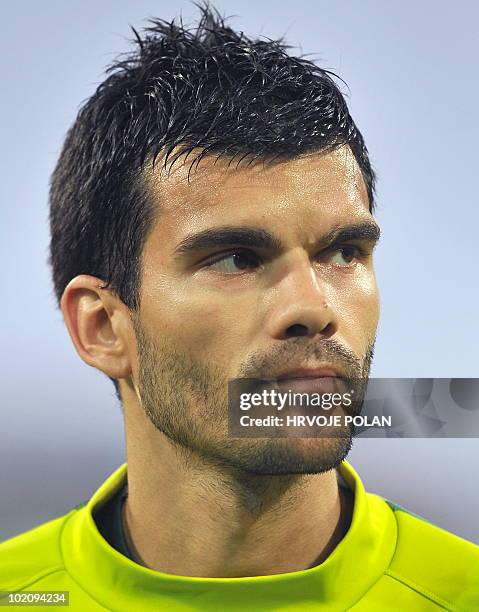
[50,2,375,314]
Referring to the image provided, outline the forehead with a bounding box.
[143,145,371,243]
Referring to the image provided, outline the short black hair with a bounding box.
[49,2,376,394]
[49,5,375,309]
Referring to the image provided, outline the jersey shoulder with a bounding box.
[0,509,77,591]
[382,497,479,610]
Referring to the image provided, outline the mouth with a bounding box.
[272,366,346,394]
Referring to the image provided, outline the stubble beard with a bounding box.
[132,317,375,476]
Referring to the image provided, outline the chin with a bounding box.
[219,435,353,476]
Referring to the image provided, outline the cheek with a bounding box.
[141,277,250,363]
[333,272,380,345]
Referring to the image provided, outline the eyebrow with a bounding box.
[173,220,381,257]
[321,220,381,247]
[174,227,283,257]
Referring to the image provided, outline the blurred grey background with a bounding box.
[1,0,477,544]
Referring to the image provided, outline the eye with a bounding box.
[205,250,262,274]
[328,245,362,266]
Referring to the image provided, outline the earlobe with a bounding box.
[60,274,133,380]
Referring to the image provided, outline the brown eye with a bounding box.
[329,245,361,266]
[206,251,261,274]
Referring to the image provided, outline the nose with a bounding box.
[265,261,338,340]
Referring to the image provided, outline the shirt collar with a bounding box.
[61,461,397,610]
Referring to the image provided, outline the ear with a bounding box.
[60,275,134,380]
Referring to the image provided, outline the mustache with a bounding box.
[238,336,374,379]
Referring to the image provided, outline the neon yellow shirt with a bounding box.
[1,461,478,610]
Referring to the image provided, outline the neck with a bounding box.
[122,397,354,578]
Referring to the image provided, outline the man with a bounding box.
[1,5,478,611]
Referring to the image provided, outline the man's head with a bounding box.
[51,5,380,475]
